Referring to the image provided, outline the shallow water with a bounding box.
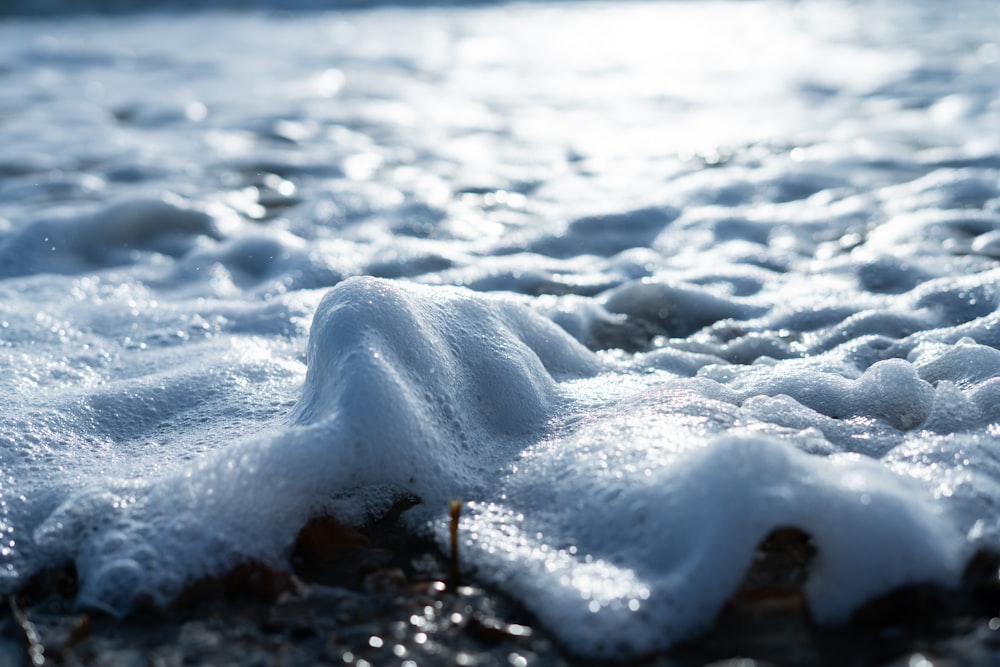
[2,0,1000,657]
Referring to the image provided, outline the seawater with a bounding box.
[2,0,1000,656]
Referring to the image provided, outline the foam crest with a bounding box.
[31,278,600,613]
[911,338,1000,388]
[0,195,233,278]
[295,276,600,427]
[603,279,767,344]
[461,428,967,656]
[701,358,934,431]
[291,277,600,500]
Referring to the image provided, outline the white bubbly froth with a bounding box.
[2,0,1000,657]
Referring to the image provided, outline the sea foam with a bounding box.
[22,276,970,657]
[30,277,600,615]
[2,0,1000,659]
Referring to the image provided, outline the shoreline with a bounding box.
[4,516,1000,667]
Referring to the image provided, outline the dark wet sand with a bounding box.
[5,517,1000,667]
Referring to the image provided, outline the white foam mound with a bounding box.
[458,400,967,656]
[31,277,600,613]
[290,276,602,504]
[294,275,600,432]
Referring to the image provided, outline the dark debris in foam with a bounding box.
[0,500,568,667]
[5,519,1000,667]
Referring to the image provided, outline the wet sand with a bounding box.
[5,513,1000,667]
